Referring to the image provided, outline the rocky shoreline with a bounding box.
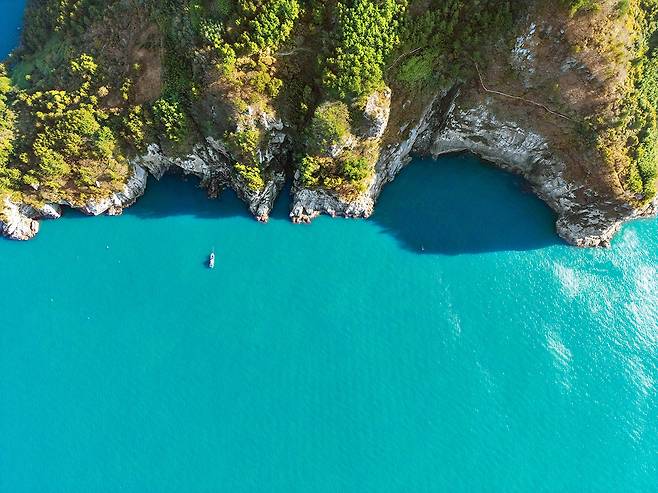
[289,88,658,248]
[2,90,656,246]
[0,166,147,241]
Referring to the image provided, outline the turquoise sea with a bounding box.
[2,5,658,492]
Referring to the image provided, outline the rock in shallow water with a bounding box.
[0,199,40,241]
[78,165,148,216]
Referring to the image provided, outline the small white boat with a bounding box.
[209,251,215,269]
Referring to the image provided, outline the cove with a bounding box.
[1,154,657,492]
[2,5,658,489]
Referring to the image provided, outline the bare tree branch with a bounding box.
[474,62,576,122]
[276,47,313,57]
[386,47,422,72]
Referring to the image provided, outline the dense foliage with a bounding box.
[0,0,656,207]
[322,0,406,99]
[582,0,658,201]
[0,65,17,195]
[394,0,514,88]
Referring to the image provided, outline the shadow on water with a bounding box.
[124,173,294,222]
[370,154,562,254]
[64,174,290,222]
[58,154,560,255]
[125,175,256,221]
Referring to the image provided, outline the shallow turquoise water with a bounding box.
[2,156,657,492]
[2,7,658,491]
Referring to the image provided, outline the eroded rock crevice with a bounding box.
[4,88,655,247]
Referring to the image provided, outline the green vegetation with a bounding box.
[152,97,188,143]
[0,45,129,203]
[622,0,658,199]
[15,54,128,194]
[583,0,658,201]
[299,101,375,196]
[159,0,303,189]
[565,0,602,16]
[226,127,265,191]
[323,0,406,99]
[0,65,18,195]
[1,0,657,210]
[306,102,351,153]
[392,0,514,89]
[0,0,307,202]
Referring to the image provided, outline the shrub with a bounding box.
[299,155,326,187]
[226,127,260,166]
[307,101,351,153]
[234,163,265,191]
[122,105,147,149]
[341,155,371,183]
[152,97,188,143]
[397,54,434,86]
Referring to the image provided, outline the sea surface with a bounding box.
[0,0,23,58]
[2,5,658,492]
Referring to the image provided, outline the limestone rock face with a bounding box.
[0,199,40,240]
[290,91,445,223]
[0,198,64,241]
[285,7,657,248]
[134,135,287,222]
[290,186,375,223]
[289,84,656,248]
[428,102,650,247]
[31,203,62,220]
[290,86,431,223]
[78,164,148,216]
[361,88,392,140]
[5,1,658,248]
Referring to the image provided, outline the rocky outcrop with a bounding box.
[77,164,148,216]
[289,84,656,247]
[136,135,286,222]
[7,83,651,247]
[1,115,289,240]
[0,199,62,240]
[285,6,655,247]
[134,101,289,222]
[0,199,40,240]
[428,101,653,247]
[290,89,448,224]
[290,186,375,223]
[290,85,419,223]
[1,165,146,240]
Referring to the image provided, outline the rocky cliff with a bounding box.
[1,0,657,245]
[289,84,657,247]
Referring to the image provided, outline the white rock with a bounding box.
[79,164,148,216]
[0,198,40,240]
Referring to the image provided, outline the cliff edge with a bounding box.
[1,0,657,245]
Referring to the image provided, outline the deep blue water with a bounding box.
[0,0,23,59]
[2,5,658,492]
